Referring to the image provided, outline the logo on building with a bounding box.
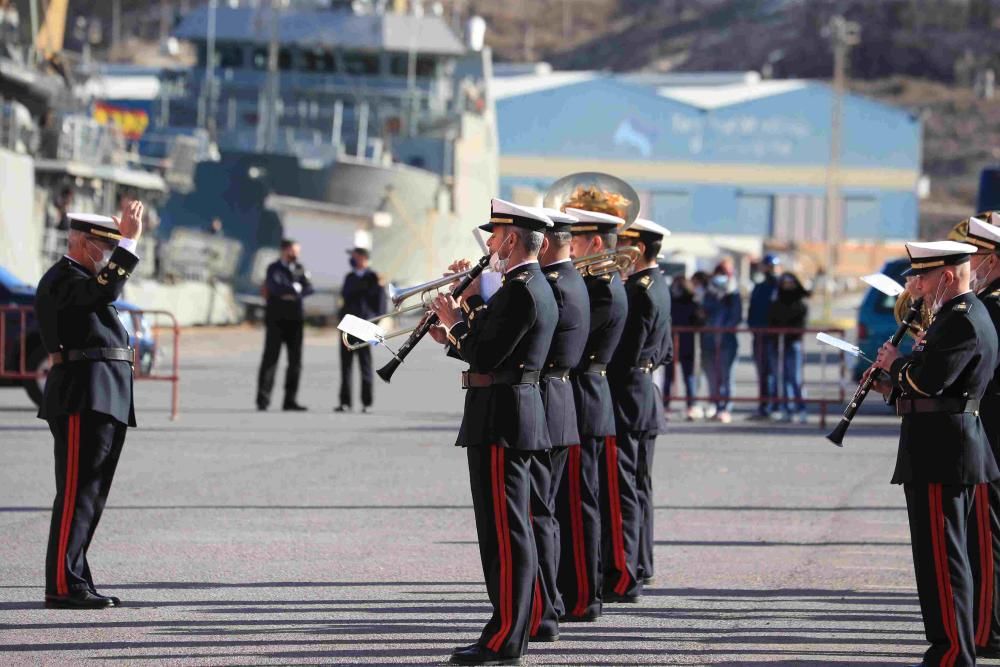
[613,118,656,157]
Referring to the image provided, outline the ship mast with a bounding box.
[257,0,281,152]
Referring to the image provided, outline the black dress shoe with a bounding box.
[603,591,641,604]
[256,404,267,411]
[449,644,521,666]
[282,402,308,412]
[560,610,601,622]
[977,645,1000,659]
[91,590,121,606]
[529,630,559,642]
[333,405,350,413]
[45,591,115,609]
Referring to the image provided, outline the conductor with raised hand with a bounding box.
[36,201,144,609]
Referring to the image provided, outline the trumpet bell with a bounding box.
[543,172,641,230]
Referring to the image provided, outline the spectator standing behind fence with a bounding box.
[664,276,702,421]
[747,255,780,420]
[768,272,810,423]
[691,271,710,420]
[702,263,742,424]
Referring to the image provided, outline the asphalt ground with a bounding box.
[0,325,940,665]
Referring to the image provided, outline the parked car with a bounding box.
[0,265,156,407]
[854,257,914,380]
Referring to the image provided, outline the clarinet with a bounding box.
[376,254,491,383]
[826,296,924,446]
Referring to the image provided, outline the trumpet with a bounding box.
[340,267,478,351]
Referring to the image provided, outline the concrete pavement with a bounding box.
[0,326,930,665]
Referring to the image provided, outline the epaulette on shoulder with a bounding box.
[511,272,532,285]
[987,289,1000,300]
[954,301,969,313]
[637,275,653,290]
[546,271,560,282]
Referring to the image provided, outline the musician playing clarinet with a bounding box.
[868,240,998,666]
[427,199,558,666]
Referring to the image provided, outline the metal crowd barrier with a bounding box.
[0,304,181,420]
[664,325,847,428]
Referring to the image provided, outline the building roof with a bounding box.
[655,79,808,110]
[173,7,467,55]
[492,68,812,111]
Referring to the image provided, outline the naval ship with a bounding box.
[153,0,499,313]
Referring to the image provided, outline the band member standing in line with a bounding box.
[256,239,313,411]
[36,204,144,608]
[523,207,590,642]
[337,247,385,413]
[953,216,1000,658]
[870,240,998,666]
[556,208,628,621]
[605,218,672,600]
[429,199,557,665]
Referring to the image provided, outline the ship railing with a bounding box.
[0,97,38,155]
[48,114,129,166]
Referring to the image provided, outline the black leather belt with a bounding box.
[636,358,655,374]
[543,366,571,381]
[896,397,980,416]
[462,370,540,389]
[576,361,607,376]
[49,347,134,366]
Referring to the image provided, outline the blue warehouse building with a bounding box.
[492,69,922,273]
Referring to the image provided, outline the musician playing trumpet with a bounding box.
[427,199,558,666]
[866,240,998,666]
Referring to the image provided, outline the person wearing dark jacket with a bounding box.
[558,208,628,622]
[871,240,999,667]
[523,207,590,640]
[429,199,557,665]
[768,272,810,423]
[336,247,385,413]
[36,204,144,609]
[663,276,700,419]
[747,255,780,419]
[256,239,314,411]
[954,216,1000,659]
[607,218,672,599]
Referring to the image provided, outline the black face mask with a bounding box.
[349,256,358,269]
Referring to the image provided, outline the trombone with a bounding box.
[340,267,477,351]
[574,246,640,277]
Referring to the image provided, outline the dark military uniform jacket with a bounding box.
[338,268,384,321]
[447,262,558,451]
[540,260,590,448]
[888,291,999,485]
[608,266,673,435]
[571,271,627,438]
[976,277,1000,455]
[265,260,314,322]
[35,248,140,427]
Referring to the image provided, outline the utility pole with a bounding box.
[821,15,860,323]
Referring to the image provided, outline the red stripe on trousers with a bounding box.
[56,414,80,596]
[977,483,994,646]
[604,436,629,595]
[487,446,513,653]
[568,446,590,617]
[929,484,960,667]
[530,576,542,635]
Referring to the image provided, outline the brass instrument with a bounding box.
[574,246,641,277]
[893,288,932,340]
[543,171,641,229]
[341,267,477,351]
